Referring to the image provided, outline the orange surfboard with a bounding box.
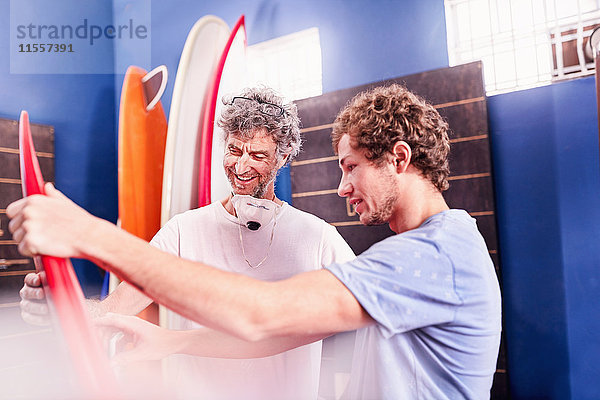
[118,65,168,242]
[117,66,168,324]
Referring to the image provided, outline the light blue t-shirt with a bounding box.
[326,209,502,400]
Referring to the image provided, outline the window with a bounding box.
[246,28,323,101]
[445,0,600,94]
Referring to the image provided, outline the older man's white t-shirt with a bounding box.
[151,201,355,400]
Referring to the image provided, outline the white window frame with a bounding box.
[445,0,600,95]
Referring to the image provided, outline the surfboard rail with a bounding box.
[197,15,247,207]
[19,110,120,397]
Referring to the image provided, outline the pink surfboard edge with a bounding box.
[18,111,120,396]
[197,15,246,207]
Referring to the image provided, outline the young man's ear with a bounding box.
[392,141,411,173]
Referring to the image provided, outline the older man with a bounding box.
[17,87,355,400]
[9,84,501,399]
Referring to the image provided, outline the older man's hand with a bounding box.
[95,313,176,366]
[19,272,50,326]
[7,183,95,258]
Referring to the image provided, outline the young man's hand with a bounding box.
[95,313,176,366]
[7,183,96,258]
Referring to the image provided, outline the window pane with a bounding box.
[247,28,322,101]
[445,0,600,94]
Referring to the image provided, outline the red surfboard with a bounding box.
[19,111,119,397]
[197,15,247,207]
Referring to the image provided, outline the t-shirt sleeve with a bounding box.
[325,233,462,338]
[149,215,181,256]
[319,224,356,267]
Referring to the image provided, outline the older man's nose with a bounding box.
[235,153,252,175]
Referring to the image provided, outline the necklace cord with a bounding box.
[237,207,278,268]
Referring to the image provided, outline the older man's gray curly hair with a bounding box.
[218,87,302,164]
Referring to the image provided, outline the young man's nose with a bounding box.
[337,174,352,197]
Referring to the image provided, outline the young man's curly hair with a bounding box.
[332,84,450,192]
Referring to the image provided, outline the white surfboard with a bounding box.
[159,16,230,331]
[160,17,249,387]
[160,15,230,227]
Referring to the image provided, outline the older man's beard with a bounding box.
[250,167,277,198]
[226,166,279,199]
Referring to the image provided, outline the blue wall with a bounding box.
[0,0,117,295]
[489,77,600,399]
[554,78,600,400]
[489,86,571,398]
[146,0,448,115]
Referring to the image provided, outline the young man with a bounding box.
[9,84,501,399]
[17,87,355,400]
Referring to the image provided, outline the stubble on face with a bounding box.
[249,165,278,199]
[225,165,278,199]
[223,131,282,199]
[363,191,397,225]
[362,168,399,226]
